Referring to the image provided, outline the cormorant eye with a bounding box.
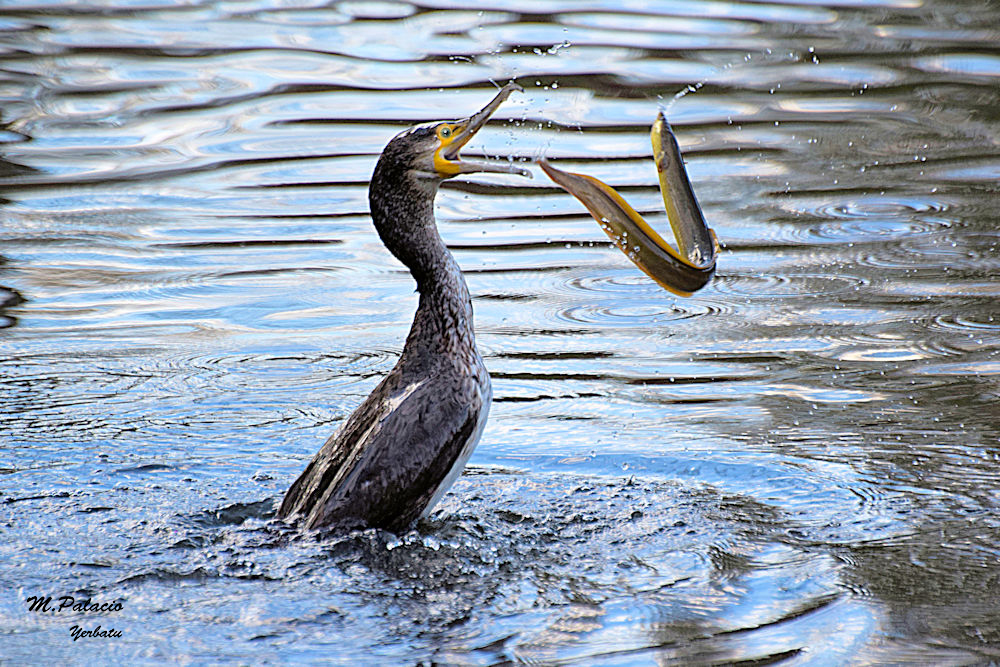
[439,126,452,139]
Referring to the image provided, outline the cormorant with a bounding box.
[278,83,529,532]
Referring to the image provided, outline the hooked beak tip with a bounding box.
[438,81,525,176]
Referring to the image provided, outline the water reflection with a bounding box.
[0,280,22,329]
[1,0,1000,663]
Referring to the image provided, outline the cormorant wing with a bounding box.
[279,373,484,532]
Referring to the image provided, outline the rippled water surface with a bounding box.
[2,0,999,663]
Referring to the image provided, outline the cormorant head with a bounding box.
[377,82,531,185]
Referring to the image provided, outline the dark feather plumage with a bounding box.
[277,86,525,532]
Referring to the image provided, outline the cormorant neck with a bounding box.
[369,156,475,351]
[370,157,444,283]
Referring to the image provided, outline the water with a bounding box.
[1,0,999,663]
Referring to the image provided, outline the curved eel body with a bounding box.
[540,113,718,296]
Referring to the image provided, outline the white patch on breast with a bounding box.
[419,378,491,519]
[386,380,426,414]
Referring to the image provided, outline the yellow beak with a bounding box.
[434,82,531,178]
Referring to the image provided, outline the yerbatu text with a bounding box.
[70,624,123,641]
